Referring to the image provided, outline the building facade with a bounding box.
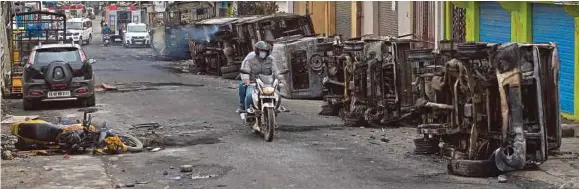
[446,2,579,120]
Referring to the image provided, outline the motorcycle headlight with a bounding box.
[262,87,275,95]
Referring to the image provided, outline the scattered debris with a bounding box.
[163,170,168,175]
[380,138,390,143]
[135,180,149,185]
[150,147,162,152]
[180,165,193,172]
[191,174,217,180]
[63,154,70,159]
[125,183,135,187]
[170,166,174,169]
[1,115,40,124]
[169,175,182,181]
[131,122,162,130]
[497,174,508,183]
[2,150,13,160]
[43,166,53,171]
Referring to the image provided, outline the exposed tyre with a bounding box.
[22,99,38,111]
[413,138,439,154]
[118,134,144,152]
[447,159,501,177]
[87,35,92,44]
[221,71,239,80]
[263,107,275,142]
[220,65,239,74]
[80,95,96,107]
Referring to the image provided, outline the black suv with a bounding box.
[22,43,96,110]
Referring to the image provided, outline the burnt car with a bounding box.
[411,42,561,177]
[319,36,416,127]
[22,43,96,110]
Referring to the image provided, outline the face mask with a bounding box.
[258,52,267,58]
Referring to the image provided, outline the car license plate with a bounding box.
[115,38,122,41]
[47,91,71,98]
[135,42,143,44]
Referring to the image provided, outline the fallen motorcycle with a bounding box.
[10,108,143,154]
[238,69,288,142]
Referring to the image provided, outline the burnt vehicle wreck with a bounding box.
[189,13,316,80]
[411,42,561,177]
[319,36,415,127]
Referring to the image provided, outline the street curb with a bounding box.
[561,124,579,138]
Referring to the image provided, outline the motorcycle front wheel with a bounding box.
[263,107,275,142]
[117,134,144,152]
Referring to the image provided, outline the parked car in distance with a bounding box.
[22,43,96,110]
[66,18,93,45]
[123,23,151,48]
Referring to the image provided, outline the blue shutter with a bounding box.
[479,2,511,43]
[532,4,576,114]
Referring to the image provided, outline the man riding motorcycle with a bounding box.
[237,41,285,113]
[102,24,112,44]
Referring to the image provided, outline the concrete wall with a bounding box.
[398,1,412,38]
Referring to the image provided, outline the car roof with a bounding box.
[33,43,81,51]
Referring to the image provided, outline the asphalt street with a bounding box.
[0,21,556,189]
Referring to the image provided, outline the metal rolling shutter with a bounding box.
[378,1,397,36]
[479,2,511,43]
[335,1,351,39]
[532,4,576,114]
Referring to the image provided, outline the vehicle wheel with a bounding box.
[263,107,275,142]
[413,138,439,154]
[80,37,85,45]
[447,159,501,177]
[87,34,92,44]
[221,71,239,80]
[82,95,96,107]
[22,99,38,111]
[117,134,144,152]
[220,65,239,74]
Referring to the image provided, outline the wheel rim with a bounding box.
[118,136,138,147]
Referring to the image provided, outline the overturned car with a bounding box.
[412,42,561,177]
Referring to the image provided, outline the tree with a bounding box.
[235,2,278,16]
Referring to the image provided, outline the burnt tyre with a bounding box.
[117,134,144,152]
[413,138,439,154]
[221,71,239,80]
[220,65,239,74]
[447,159,501,177]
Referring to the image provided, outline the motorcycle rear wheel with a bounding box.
[263,107,275,142]
[118,134,144,152]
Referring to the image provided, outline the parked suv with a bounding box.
[22,43,96,110]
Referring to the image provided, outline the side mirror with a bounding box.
[278,69,289,74]
[239,69,250,74]
[87,58,97,64]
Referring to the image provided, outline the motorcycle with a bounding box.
[103,34,111,46]
[10,108,143,153]
[238,69,288,142]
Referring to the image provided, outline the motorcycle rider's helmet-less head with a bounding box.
[254,41,271,59]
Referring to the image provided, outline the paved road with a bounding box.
[1,21,554,189]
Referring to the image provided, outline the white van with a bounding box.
[66,18,93,45]
[123,23,151,48]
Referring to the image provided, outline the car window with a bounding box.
[127,25,147,33]
[67,22,83,30]
[33,47,81,67]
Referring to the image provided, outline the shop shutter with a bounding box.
[479,2,511,43]
[532,3,576,114]
[378,1,397,37]
[335,1,351,39]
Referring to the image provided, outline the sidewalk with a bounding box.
[508,138,579,189]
